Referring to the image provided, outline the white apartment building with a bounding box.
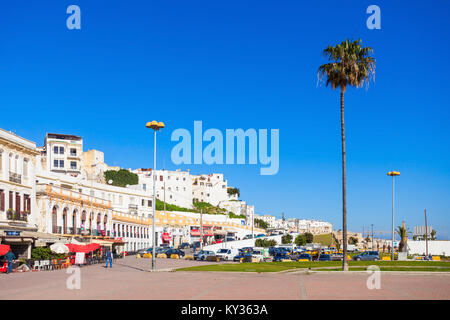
[192,173,229,206]
[259,214,276,228]
[0,128,41,258]
[133,168,193,209]
[39,133,84,178]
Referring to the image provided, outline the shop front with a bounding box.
[0,230,35,259]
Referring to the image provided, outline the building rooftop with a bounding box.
[46,133,82,141]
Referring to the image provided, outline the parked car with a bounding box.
[331,253,343,261]
[273,252,289,262]
[242,234,253,240]
[240,247,253,254]
[318,254,332,261]
[155,248,170,256]
[216,248,239,261]
[295,253,312,261]
[165,249,185,258]
[254,234,265,238]
[352,251,380,261]
[233,251,252,262]
[194,250,216,261]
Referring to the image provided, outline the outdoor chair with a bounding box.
[33,260,42,271]
[53,259,61,270]
[42,260,51,270]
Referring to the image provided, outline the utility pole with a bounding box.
[200,209,203,250]
[251,208,254,238]
[425,209,428,258]
[371,224,374,250]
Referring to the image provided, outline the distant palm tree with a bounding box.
[318,39,376,271]
[430,229,437,240]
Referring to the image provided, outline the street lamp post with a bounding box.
[387,171,400,261]
[146,120,165,271]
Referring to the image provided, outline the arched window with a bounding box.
[62,208,68,234]
[52,206,58,234]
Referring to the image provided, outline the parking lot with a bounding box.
[1,256,449,300]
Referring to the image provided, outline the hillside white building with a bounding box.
[192,173,229,206]
[133,168,193,209]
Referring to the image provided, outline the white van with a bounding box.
[215,248,239,261]
[251,247,270,262]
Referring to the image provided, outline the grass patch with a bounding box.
[314,267,450,272]
[313,233,334,246]
[176,260,450,273]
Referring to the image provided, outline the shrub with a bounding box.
[281,234,293,244]
[304,232,314,243]
[31,247,67,260]
[295,234,307,246]
[104,169,138,187]
[227,187,240,197]
[255,238,277,247]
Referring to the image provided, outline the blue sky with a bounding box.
[1,1,449,239]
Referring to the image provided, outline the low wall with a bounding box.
[204,234,300,253]
[407,240,450,256]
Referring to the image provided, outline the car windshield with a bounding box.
[253,250,262,255]
[217,249,228,253]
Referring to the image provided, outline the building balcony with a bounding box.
[6,210,28,222]
[9,172,22,184]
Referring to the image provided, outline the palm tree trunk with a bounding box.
[340,87,348,271]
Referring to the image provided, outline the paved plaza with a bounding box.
[1,256,449,300]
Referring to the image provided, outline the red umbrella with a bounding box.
[0,244,11,256]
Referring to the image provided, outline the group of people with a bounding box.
[1,247,118,274]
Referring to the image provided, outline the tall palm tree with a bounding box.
[318,39,375,271]
[396,225,408,252]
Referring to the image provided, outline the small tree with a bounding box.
[304,232,314,244]
[254,218,269,230]
[281,234,293,244]
[348,237,358,245]
[295,234,307,246]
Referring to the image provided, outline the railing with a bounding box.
[7,210,27,222]
[9,172,22,184]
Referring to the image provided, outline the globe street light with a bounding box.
[387,171,400,261]
[146,121,165,271]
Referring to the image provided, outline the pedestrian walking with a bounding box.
[5,250,16,274]
[105,250,113,268]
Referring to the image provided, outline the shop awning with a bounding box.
[65,243,100,253]
[162,233,172,241]
[190,230,201,236]
[0,244,11,256]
